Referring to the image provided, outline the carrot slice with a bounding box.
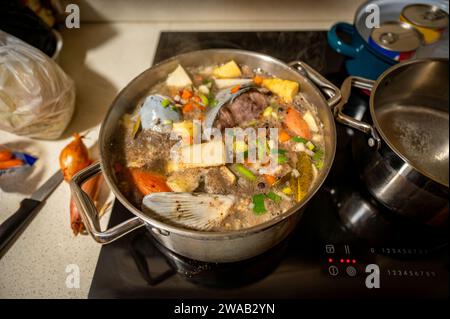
[0,159,23,169]
[253,75,264,86]
[284,107,311,140]
[181,89,193,100]
[182,103,194,114]
[263,174,277,186]
[278,129,291,143]
[0,150,13,161]
[230,85,241,93]
[194,103,206,111]
[129,169,171,195]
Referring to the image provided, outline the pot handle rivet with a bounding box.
[151,227,170,236]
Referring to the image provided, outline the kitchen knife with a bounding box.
[0,170,63,256]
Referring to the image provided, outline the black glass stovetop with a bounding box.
[88,31,448,299]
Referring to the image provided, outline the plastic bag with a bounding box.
[0,30,75,139]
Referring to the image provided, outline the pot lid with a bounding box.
[370,21,422,52]
[401,4,449,29]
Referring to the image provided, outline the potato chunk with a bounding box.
[166,64,192,88]
[262,78,299,103]
[168,140,226,171]
[167,169,201,192]
[213,60,242,78]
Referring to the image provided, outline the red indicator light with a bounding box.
[328,258,333,263]
[346,259,350,263]
[340,259,344,263]
[352,259,356,264]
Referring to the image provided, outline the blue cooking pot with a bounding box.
[328,0,449,80]
[328,22,397,80]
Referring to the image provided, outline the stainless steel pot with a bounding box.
[70,49,340,262]
[336,58,449,227]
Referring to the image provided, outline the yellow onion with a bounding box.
[59,133,91,182]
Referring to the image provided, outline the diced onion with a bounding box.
[303,110,319,132]
[295,143,306,152]
[199,85,210,95]
[311,163,318,180]
[304,149,315,157]
[312,134,323,144]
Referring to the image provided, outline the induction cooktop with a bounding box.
[88,31,448,299]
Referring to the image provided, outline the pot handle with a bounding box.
[288,61,341,108]
[70,161,145,244]
[335,76,381,148]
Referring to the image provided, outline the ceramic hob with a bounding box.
[88,31,448,299]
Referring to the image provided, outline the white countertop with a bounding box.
[0,17,356,298]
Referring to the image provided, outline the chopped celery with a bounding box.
[233,164,256,181]
[315,159,324,169]
[161,99,170,107]
[210,98,218,107]
[277,154,288,164]
[292,136,308,144]
[200,94,209,106]
[312,149,324,162]
[257,138,268,160]
[306,141,315,151]
[271,148,288,155]
[252,194,267,214]
[207,92,218,107]
[267,191,282,204]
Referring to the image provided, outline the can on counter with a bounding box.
[400,4,449,45]
[369,21,422,61]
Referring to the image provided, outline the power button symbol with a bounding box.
[328,266,339,276]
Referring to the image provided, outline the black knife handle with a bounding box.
[0,198,41,256]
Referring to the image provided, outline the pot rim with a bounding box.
[99,48,337,239]
[369,57,449,188]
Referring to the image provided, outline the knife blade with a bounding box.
[30,170,64,202]
[0,170,63,256]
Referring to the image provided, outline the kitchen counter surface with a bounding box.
[0,17,356,298]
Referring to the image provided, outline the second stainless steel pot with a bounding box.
[336,58,449,227]
[70,49,340,262]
